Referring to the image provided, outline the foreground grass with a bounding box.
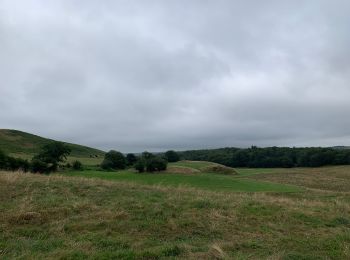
[0,168,350,259]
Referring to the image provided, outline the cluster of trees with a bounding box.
[0,142,73,173]
[100,150,180,173]
[179,146,350,168]
[134,152,167,173]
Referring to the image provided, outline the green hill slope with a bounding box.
[0,129,105,159]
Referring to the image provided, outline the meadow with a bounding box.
[1,164,349,259]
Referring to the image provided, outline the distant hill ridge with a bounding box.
[0,129,105,158]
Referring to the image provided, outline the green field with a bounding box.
[1,165,349,259]
[64,169,301,192]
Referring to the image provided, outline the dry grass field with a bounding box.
[0,166,349,259]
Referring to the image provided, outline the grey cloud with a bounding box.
[1,0,350,152]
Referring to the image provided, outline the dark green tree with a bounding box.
[31,142,71,173]
[101,150,126,170]
[126,153,137,166]
[134,159,145,173]
[146,157,167,172]
[164,150,180,162]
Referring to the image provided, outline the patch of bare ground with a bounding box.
[166,166,200,174]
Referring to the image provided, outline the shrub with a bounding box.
[146,157,167,172]
[30,159,50,173]
[101,150,126,170]
[72,160,83,170]
[101,159,113,170]
[7,157,30,172]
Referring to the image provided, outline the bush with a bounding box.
[7,157,30,172]
[31,159,50,173]
[101,150,126,170]
[146,157,167,172]
[72,160,83,170]
[164,150,180,162]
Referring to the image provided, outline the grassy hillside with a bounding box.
[0,129,105,159]
[1,166,349,259]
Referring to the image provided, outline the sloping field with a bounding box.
[0,129,105,163]
[0,168,349,259]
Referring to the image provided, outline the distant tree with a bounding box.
[146,157,167,172]
[101,150,126,170]
[134,152,167,173]
[164,150,180,162]
[126,153,137,166]
[72,160,83,170]
[31,142,71,173]
[134,159,145,173]
[142,151,154,160]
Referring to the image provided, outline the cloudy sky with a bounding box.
[1,1,350,152]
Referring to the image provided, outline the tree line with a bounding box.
[0,141,181,174]
[178,146,350,168]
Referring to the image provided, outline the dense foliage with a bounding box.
[101,150,126,170]
[0,150,30,172]
[72,160,83,170]
[0,141,71,173]
[179,146,350,168]
[31,142,71,173]
[126,153,137,166]
[164,150,180,162]
[134,151,168,173]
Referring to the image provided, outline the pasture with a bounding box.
[1,164,349,259]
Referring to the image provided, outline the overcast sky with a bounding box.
[1,1,350,152]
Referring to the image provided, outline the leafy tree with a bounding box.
[142,151,154,160]
[146,157,167,172]
[164,150,180,162]
[31,142,71,173]
[126,153,137,166]
[101,150,126,170]
[134,152,167,173]
[134,159,145,173]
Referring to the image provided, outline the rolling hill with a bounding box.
[0,129,105,159]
